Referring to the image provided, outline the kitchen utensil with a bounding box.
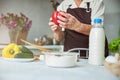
[20,39,51,52]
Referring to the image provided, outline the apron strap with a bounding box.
[68,4,72,8]
[86,2,91,12]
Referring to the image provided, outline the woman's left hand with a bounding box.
[57,11,81,31]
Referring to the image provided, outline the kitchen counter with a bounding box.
[0,58,119,80]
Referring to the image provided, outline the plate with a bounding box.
[1,57,35,62]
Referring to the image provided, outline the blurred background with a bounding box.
[0,0,120,44]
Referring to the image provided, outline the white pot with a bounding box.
[44,52,79,68]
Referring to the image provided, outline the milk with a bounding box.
[88,18,105,65]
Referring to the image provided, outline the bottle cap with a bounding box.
[94,18,102,23]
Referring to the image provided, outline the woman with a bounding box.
[49,0,108,57]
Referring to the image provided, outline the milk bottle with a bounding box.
[88,18,105,65]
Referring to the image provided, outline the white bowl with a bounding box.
[44,52,79,68]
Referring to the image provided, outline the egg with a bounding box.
[105,56,118,63]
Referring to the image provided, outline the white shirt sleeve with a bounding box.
[57,1,65,11]
[91,0,105,24]
[57,0,105,25]
[57,0,70,12]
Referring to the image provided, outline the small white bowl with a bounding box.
[44,52,79,68]
[105,56,118,63]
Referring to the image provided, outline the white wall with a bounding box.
[104,0,120,42]
[0,0,120,43]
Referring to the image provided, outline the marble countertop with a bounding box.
[0,58,119,80]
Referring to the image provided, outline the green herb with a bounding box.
[108,38,120,54]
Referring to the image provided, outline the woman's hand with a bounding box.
[48,17,62,33]
[57,11,81,31]
[48,17,64,41]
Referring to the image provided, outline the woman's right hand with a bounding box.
[48,17,62,33]
[48,17,64,41]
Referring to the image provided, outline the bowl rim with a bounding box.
[43,51,79,56]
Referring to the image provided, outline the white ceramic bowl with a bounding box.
[44,52,79,68]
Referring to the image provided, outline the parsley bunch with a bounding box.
[108,38,120,54]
